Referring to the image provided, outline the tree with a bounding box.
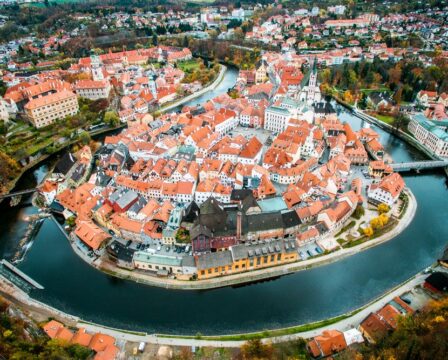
[363,226,374,237]
[379,213,389,225]
[66,216,76,227]
[79,131,91,145]
[241,339,274,359]
[392,113,410,131]
[343,90,354,104]
[370,217,384,230]
[353,205,365,219]
[175,228,190,244]
[104,111,119,127]
[377,203,390,214]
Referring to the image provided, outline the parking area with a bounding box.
[124,341,160,360]
[400,286,436,311]
[297,242,323,260]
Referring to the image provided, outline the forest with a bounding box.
[320,55,448,104]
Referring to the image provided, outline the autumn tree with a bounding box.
[377,203,390,214]
[370,217,384,230]
[363,226,374,237]
[241,339,274,360]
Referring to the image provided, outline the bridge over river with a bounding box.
[390,160,448,172]
[0,188,36,200]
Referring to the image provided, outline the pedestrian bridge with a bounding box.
[0,188,36,200]
[391,160,448,172]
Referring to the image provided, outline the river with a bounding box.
[0,67,447,335]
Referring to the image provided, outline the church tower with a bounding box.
[90,54,104,81]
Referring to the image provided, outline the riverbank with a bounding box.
[157,63,227,114]
[57,187,417,290]
[333,96,445,163]
[0,261,429,347]
[0,123,126,203]
[1,64,227,202]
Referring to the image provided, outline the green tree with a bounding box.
[353,205,365,220]
[104,111,119,127]
[79,131,91,145]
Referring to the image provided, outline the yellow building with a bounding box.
[24,89,79,128]
[196,238,299,280]
[255,62,267,84]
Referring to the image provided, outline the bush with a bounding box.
[353,205,365,219]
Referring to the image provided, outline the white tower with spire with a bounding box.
[299,58,322,105]
[90,54,104,81]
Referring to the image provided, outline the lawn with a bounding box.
[158,312,357,341]
[374,114,395,125]
[177,59,201,73]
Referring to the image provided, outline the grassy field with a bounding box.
[177,59,201,72]
[158,311,361,341]
[374,114,395,125]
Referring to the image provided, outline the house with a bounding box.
[24,89,79,128]
[43,321,119,360]
[367,92,395,111]
[359,312,392,344]
[416,90,438,107]
[365,138,385,160]
[74,220,111,251]
[238,136,263,165]
[43,320,74,342]
[75,79,111,100]
[307,330,347,358]
[368,160,393,179]
[368,172,405,206]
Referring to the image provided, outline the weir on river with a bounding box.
[0,67,447,335]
